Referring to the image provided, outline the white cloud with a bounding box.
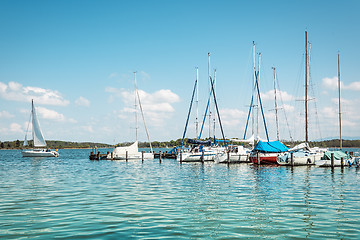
[35,107,76,123]
[108,72,118,79]
[108,87,180,126]
[0,110,14,118]
[343,81,360,91]
[0,81,69,106]
[75,96,90,107]
[218,108,247,127]
[322,76,360,91]
[0,122,23,134]
[261,89,294,102]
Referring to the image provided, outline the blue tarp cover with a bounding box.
[253,140,289,153]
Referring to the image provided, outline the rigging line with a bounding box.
[135,84,153,153]
[209,76,227,148]
[255,71,270,142]
[275,72,294,142]
[307,49,323,141]
[198,77,215,140]
[243,74,259,140]
[181,78,198,147]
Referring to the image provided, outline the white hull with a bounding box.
[216,153,250,163]
[22,149,59,157]
[107,152,154,160]
[177,151,218,162]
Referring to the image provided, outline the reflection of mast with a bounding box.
[338,53,342,149]
[272,67,279,140]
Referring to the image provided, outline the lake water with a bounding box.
[0,148,359,239]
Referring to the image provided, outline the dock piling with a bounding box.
[142,151,144,162]
[159,151,162,163]
[126,151,128,162]
[341,157,344,168]
[291,152,294,166]
[331,152,334,168]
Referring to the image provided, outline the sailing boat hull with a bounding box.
[22,149,59,157]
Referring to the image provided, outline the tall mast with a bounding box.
[208,52,211,139]
[252,41,255,137]
[257,52,261,140]
[305,31,308,143]
[338,53,342,149]
[213,69,216,136]
[134,72,138,142]
[273,67,279,140]
[196,67,199,138]
[31,99,35,146]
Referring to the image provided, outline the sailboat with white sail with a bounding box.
[107,72,154,160]
[22,100,59,157]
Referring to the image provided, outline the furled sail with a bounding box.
[31,101,47,147]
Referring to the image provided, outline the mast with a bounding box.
[134,72,138,142]
[338,53,342,149]
[305,31,308,143]
[257,52,261,140]
[273,67,279,140]
[252,41,255,137]
[196,67,199,138]
[31,99,35,147]
[213,69,216,137]
[208,52,211,139]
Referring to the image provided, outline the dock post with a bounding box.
[97,151,100,160]
[159,151,162,163]
[341,157,344,168]
[142,151,144,162]
[111,151,113,160]
[180,151,183,163]
[227,150,230,164]
[257,152,260,165]
[331,152,334,168]
[291,152,294,166]
[201,151,204,163]
[126,151,128,162]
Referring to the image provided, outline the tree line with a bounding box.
[1,138,359,149]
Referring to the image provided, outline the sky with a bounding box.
[1,0,360,145]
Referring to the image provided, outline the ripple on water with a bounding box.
[0,149,360,239]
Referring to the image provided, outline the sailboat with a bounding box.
[22,100,59,157]
[316,53,353,167]
[107,72,154,160]
[277,31,324,166]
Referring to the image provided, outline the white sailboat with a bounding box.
[107,72,154,160]
[22,100,59,157]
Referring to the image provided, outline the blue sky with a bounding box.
[1,0,359,144]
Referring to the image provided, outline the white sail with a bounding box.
[31,100,47,147]
[23,135,28,146]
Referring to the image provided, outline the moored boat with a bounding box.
[250,140,288,165]
[22,99,59,158]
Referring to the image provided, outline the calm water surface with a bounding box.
[0,148,359,239]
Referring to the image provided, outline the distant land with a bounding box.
[1,138,360,150]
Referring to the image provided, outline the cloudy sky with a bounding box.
[1,0,359,144]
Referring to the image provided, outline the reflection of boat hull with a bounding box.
[316,159,353,167]
[250,152,279,165]
[22,149,59,157]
